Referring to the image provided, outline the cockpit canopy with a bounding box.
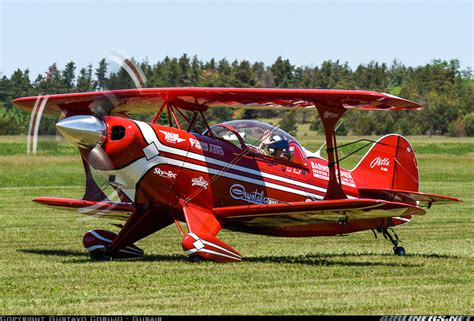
[208,120,308,167]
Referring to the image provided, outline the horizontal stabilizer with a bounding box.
[214,198,425,225]
[33,197,134,221]
[358,188,462,206]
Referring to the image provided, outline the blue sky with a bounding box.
[1,0,472,78]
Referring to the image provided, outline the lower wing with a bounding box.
[33,197,133,221]
[214,198,425,226]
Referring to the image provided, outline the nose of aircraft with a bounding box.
[56,115,106,149]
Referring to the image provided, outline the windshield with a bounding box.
[210,120,307,166]
[221,120,298,146]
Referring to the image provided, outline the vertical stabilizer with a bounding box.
[351,135,419,191]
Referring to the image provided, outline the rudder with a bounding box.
[351,135,419,191]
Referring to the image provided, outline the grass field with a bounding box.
[0,133,473,315]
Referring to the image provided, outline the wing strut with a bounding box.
[316,106,347,200]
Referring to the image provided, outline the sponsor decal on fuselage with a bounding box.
[191,176,208,189]
[286,167,303,175]
[153,168,177,179]
[189,138,224,156]
[230,183,280,205]
[370,156,390,172]
[159,130,185,144]
[310,161,356,187]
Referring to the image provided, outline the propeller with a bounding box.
[56,115,106,149]
[55,52,148,222]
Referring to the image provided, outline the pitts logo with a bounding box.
[230,184,279,205]
[370,157,390,170]
[159,130,185,144]
[153,168,177,179]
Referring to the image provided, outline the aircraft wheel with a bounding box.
[187,254,205,263]
[394,246,406,256]
[89,250,111,261]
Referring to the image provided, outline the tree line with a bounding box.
[0,55,472,136]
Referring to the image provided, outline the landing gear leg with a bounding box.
[378,228,405,256]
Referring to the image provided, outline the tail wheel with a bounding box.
[83,229,144,260]
[378,228,407,256]
[394,246,406,256]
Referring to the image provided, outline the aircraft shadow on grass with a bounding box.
[18,249,460,267]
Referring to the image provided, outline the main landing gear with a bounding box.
[377,228,406,256]
[83,229,144,261]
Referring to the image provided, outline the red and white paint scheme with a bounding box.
[13,88,461,262]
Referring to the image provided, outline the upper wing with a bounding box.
[12,87,422,116]
[33,197,134,221]
[214,198,425,226]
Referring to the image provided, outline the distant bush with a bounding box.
[447,118,466,137]
[463,113,474,137]
[447,113,474,137]
[0,105,29,135]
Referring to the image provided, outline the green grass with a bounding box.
[0,136,77,156]
[0,136,473,314]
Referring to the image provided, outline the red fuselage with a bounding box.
[88,116,407,237]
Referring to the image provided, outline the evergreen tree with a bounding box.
[0,76,10,103]
[190,56,202,86]
[231,60,256,87]
[62,61,76,92]
[271,57,294,87]
[44,63,64,93]
[178,54,192,86]
[167,58,182,86]
[76,65,94,92]
[216,59,232,86]
[95,58,108,90]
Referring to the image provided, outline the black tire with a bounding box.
[188,254,205,263]
[394,246,406,256]
[89,250,111,261]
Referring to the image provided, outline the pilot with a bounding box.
[259,130,291,160]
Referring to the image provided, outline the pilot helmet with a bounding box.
[271,135,282,142]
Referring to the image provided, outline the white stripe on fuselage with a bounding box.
[134,121,328,195]
[95,121,356,203]
[95,153,324,202]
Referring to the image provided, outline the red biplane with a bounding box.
[13,88,461,262]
